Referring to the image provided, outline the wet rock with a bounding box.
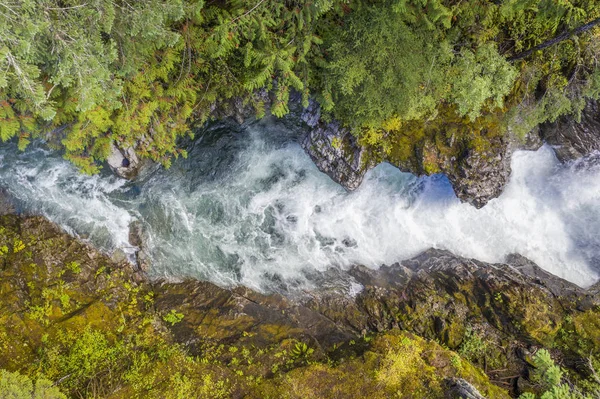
[301,122,373,191]
[540,99,600,162]
[342,237,357,248]
[442,135,513,208]
[0,188,16,216]
[571,152,600,171]
[110,248,128,264]
[506,253,589,301]
[518,125,544,151]
[106,143,142,180]
[444,378,487,399]
[136,250,151,273]
[301,99,321,128]
[128,220,144,248]
[128,220,152,273]
[301,101,375,191]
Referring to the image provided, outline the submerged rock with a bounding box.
[128,220,144,248]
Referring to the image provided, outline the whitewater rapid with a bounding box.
[0,117,598,292]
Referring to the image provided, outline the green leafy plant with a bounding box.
[13,239,25,253]
[66,261,81,274]
[519,349,597,399]
[163,309,184,326]
[290,342,314,360]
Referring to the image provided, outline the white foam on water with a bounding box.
[0,121,599,292]
[0,145,135,256]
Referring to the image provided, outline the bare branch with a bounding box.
[509,17,600,62]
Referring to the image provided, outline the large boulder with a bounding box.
[106,143,142,179]
[440,134,514,209]
[304,248,600,396]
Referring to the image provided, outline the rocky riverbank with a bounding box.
[1,213,599,398]
[300,99,600,208]
[103,92,600,210]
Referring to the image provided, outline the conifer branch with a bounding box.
[509,17,600,61]
[230,0,267,24]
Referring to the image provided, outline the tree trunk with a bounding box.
[508,17,600,62]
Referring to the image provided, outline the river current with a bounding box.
[0,117,599,292]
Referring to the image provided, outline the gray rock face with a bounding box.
[106,143,142,180]
[300,99,321,128]
[444,378,487,399]
[296,96,600,208]
[300,101,374,191]
[443,136,513,209]
[299,101,537,208]
[540,99,600,161]
[442,127,542,208]
[505,253,588,299]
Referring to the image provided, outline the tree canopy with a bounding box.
[0,0,599,171]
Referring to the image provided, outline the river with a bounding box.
[0,116,598,293]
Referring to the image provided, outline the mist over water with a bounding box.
[0,117,599,292]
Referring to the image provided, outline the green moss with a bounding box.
[521,297,562,345]
[194,309,257,341]
[0,214,599,398]
[253,331,509,399]
[355,103,508,177]
[444,319,466,348]
[163,309,184,326]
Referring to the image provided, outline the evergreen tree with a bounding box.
[0,0,599,173]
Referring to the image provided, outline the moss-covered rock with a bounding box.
[300,100,541,208]
[302,249,600,396]
[0,215,599,398]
